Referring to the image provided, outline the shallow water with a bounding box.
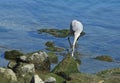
[0,0,120,73]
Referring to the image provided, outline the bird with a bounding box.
[68,20,83,57]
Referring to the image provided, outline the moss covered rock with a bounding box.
[68,73,102,83]
[4,50,23,61]
[38,28,85,38]
[52,54,79,80]
[45,41,64,52]
[94,55,113,62]
[97,68,120,83]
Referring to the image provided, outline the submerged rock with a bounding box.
[38,29,85,38]
[0,67,17,83]
[94,55,113,62]
[45,41,64,52]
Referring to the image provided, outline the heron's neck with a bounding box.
[72,33,80,56]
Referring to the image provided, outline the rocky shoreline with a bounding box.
[0,29,120,83]
[0,50,120,83]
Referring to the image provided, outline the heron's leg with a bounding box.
[75,41,79,48]
[68,36,72,48]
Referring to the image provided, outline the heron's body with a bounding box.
[69,20,83,56]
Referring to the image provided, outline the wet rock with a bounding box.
[38,28,85,38]
[0,67,17,83]
[45,41,64,52]
[30,74,44,83]
[45,76,56,83]
[94,55,113,62]
[27,51,50,71]
[4,50,23,61]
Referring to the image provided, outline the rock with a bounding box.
[94,55,113,62]
[68,73,102,83]
[30,74,44,83]
[27,51,50,71]
[4,50,23,61]
[0,67,17,83]
[52,54,79,80]
[7,61,17,69]
[14,63,35,77]
[20,55,27,62]
[38,28,85,38]
[45,41,64,52]
[97,68,120,83]
[45,76,56,83]
[13,63,35,83]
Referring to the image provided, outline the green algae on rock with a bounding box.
[52,54,79,80]
[38,29,69,38]
[45,41,64,52]
[94,55,113,62]
[38,28,85,38]
[97,68,120,83]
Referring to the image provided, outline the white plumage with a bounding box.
[68,20,83,57]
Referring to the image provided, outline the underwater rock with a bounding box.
[45,41,64,52]
[94,55,113,62]
[38,28,85,38]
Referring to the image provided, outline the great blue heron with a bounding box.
[68,20,83,57]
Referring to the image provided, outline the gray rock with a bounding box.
[15,63,35,77]
[0,67,17,82]
[45,77,56,83]
[30,74,44,83]
[28,51,48,62]
[27,51,50,71]
[20,55,27,62]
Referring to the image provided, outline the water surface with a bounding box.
[0,0,120,73]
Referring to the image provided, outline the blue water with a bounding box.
[0,0,120,73]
